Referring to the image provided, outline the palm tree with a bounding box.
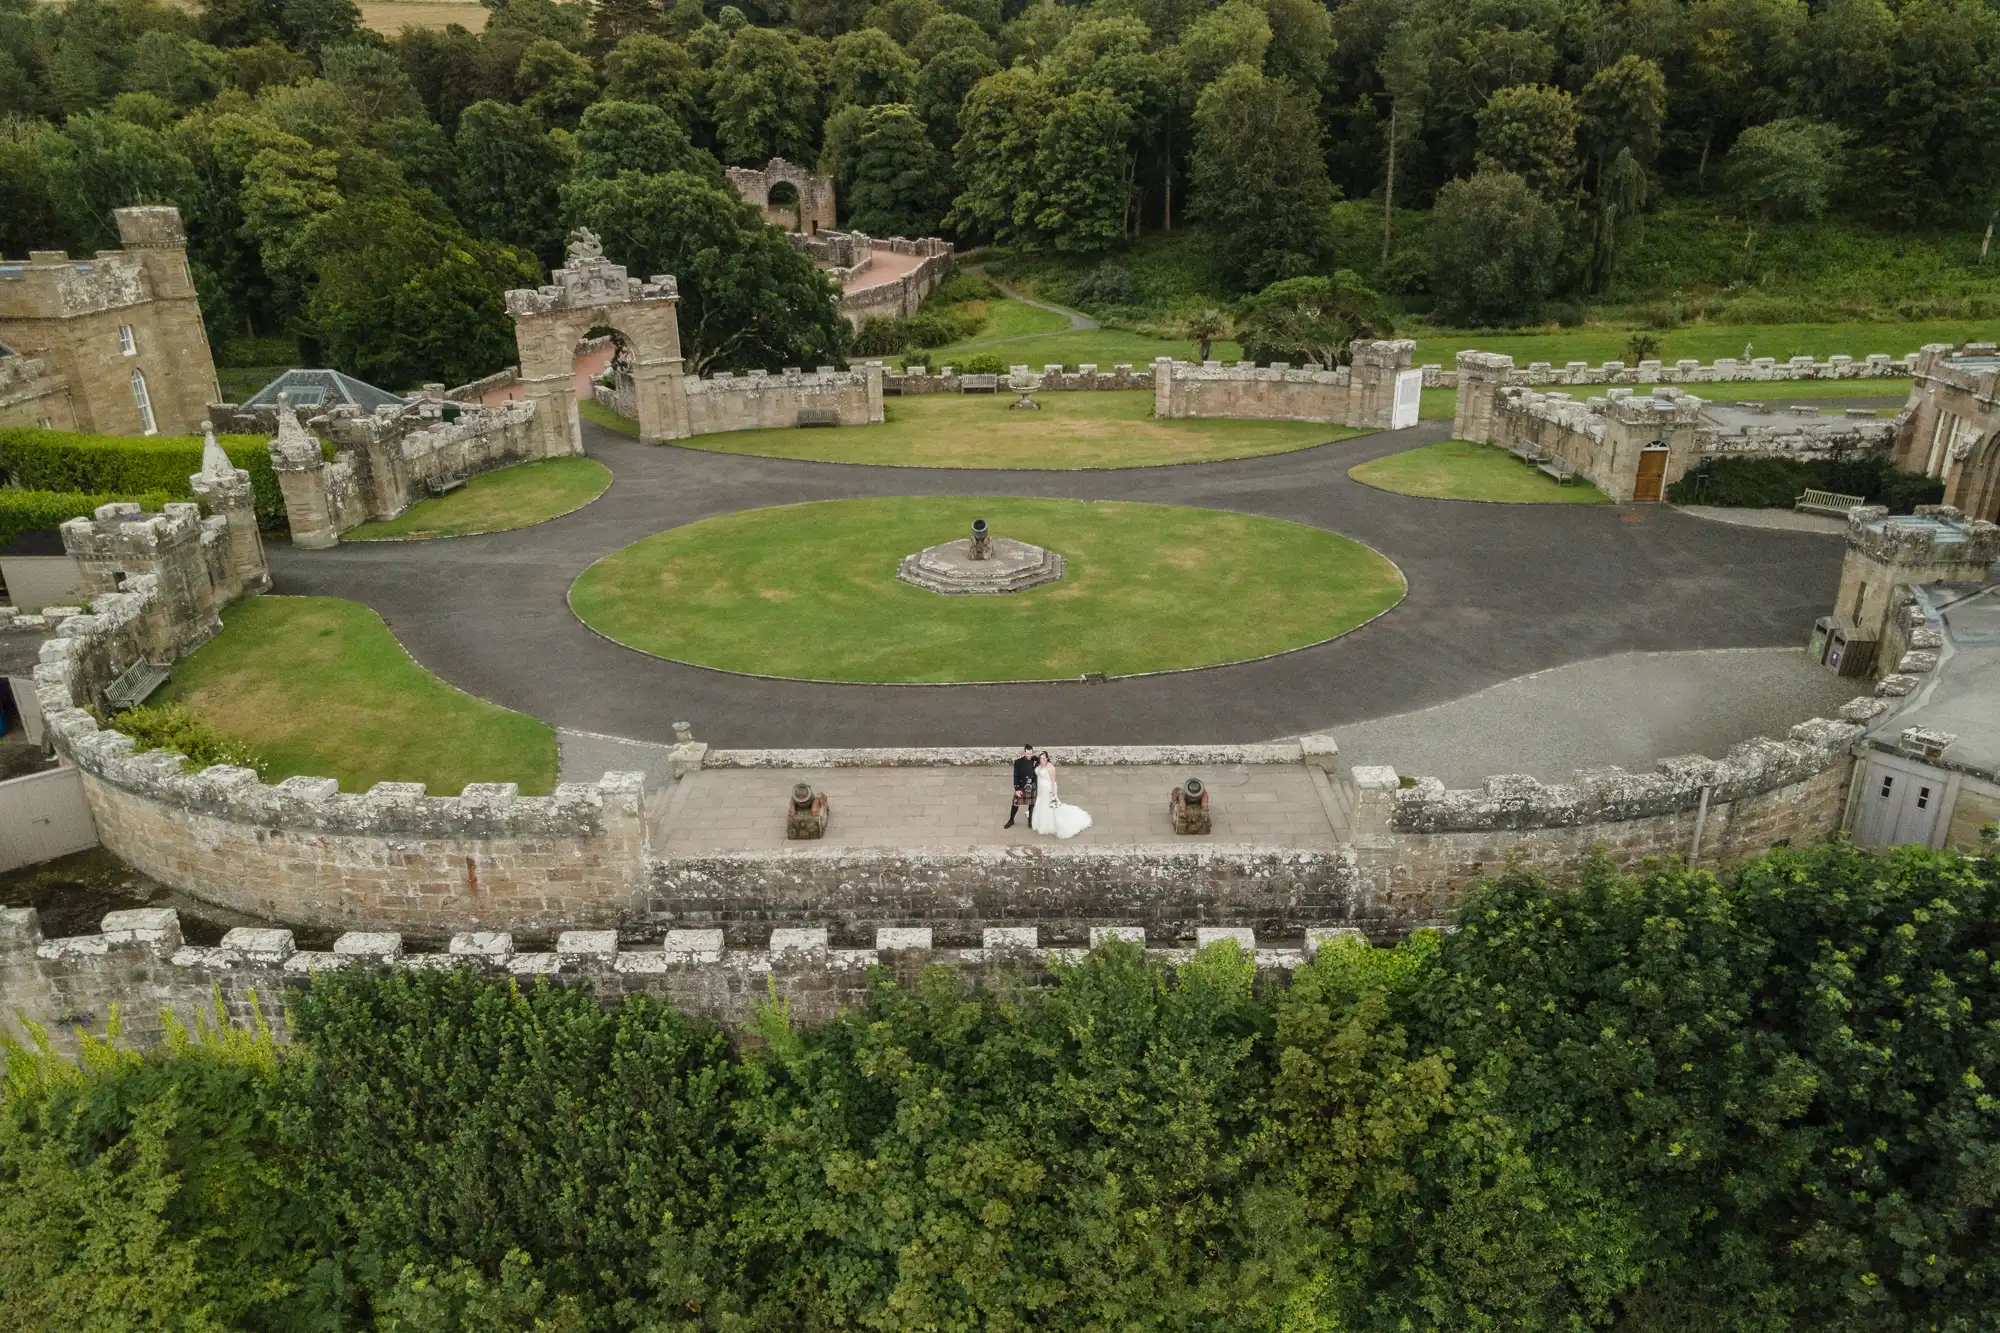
[1184,308,1231,362]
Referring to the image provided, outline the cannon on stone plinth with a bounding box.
[786,782,829,839]
[1169,777,1211,834]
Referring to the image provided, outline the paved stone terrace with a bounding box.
[270,416,1849,748]
[653,763,1341,853]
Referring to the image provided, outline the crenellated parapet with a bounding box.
[1153,341,1418,431]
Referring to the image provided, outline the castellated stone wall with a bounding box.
[1344,716,1866,921]
[886,363,1153,394]
[265,393,543,548]
[677,364,884,434]
[1154,340,1417,430]
[1421,350,1920,390]
[1,905,1353,1057]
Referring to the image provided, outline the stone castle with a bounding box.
[0,207,220,436]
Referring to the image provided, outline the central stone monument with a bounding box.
[897,518,1066,595]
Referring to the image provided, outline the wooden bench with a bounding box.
[103,659,169,712]
[1795,488,1865,517]
[424,474,467,498]
[1537,458,1579,484]
[796,406,840,427]
[1508,442,1547,464]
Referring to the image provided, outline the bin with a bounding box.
[1808,615,1833,664]
[1826,627,1878,678]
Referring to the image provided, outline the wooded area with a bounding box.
[4,840,1995,1332]
[5,0,1999,386]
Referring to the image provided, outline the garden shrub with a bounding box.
[1666,452,1946,511]
[0,427,284,527]
[901,307,981,347]
[850,315,909,356]
[953,352,1009,374]
[101,702,265,774]
[933,272,1000,303]
[1065,260,1133,309]
[0,489,171,549]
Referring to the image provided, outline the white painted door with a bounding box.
[0,766,98,872]
[1852,757,1947,848]
[1392,369,1423,430]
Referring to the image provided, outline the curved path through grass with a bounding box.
[266,416,1846,748]
[669,390,1360,469]
[570,498,1403,682]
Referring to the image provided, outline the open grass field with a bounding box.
[1351,439,1611,504]
[672,389,1356,469]
[359,1,489,32]
[344,457,611,540]
[924,301,1244,371]
[1408,319,1995,371]
[569,497,1405,682]
[161,596,557,794]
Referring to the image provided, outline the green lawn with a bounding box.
[161,596,558,794]
[344,457,611,540]
[580,399,640,437]
[1350,439,1610,504]
[672,389,1360,469]
[921,301,1244,371]
[1409,319,1994,371]
[569,497,1405,683]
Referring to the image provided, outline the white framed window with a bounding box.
[118,325,135,356]
[36,416,52,429]
[131,369,156,435]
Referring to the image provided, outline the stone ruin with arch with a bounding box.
[726,158,838,234]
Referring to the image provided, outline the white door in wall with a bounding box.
[1392,369,1423,430]
[1852,756,1948,848]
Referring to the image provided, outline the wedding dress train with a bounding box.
[1030,764,1093,838]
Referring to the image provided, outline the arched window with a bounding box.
[131,368,156,435]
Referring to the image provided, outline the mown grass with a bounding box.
[569,497,1405,683]
[344,457,611,540]
[672,388,1358,468]
[579,399,640,437]
[161,596,557,794]
[922,299,1244,371]
[1350,439,1610,504]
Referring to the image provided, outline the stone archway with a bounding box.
[725,159,837,234]
[505,229,689,451]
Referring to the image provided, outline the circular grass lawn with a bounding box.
[345,457,613,540]
[568,497,1405,683]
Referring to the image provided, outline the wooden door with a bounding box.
[1852,757,1947,849]
[1633,447,1668,502]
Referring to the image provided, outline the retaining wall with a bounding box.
[681,364,884,434]
[1421,351,1920,390]
[0,906,1351,1056]
[1153,341,1416,430]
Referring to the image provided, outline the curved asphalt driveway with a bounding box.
[269,419,1844,748]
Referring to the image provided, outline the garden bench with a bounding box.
[1537,458,1578,484]
[1508,442,1547,464]
[102,659,169,712]
[424,473,467,498]
[1794,488,1865,517]
[796,406,839,427]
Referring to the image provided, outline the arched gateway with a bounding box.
[504,229,689,450]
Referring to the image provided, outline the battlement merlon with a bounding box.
[1349,338,1416,369]
[265,404,325,473]
[60,503,205,560]
[1843,505,2000,570]
[113,206,188,250]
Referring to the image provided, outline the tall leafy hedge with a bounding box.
[1666,452,1947,512]
[0,427,284,527]
[0,488,169,549]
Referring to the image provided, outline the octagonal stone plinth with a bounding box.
[896,536,1066,595]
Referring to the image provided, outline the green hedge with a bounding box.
[0,426,284,527]
[1666,453,1946,512]
[0,488,171,549]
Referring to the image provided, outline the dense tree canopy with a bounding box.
[4,840,1994,1331]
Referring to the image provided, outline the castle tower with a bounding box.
[188,420,269,597]
[61,502,221,655]
[1834,505,2000,644]
[266,403,340,549]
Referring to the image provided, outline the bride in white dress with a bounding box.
[1030,752,1093,838]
